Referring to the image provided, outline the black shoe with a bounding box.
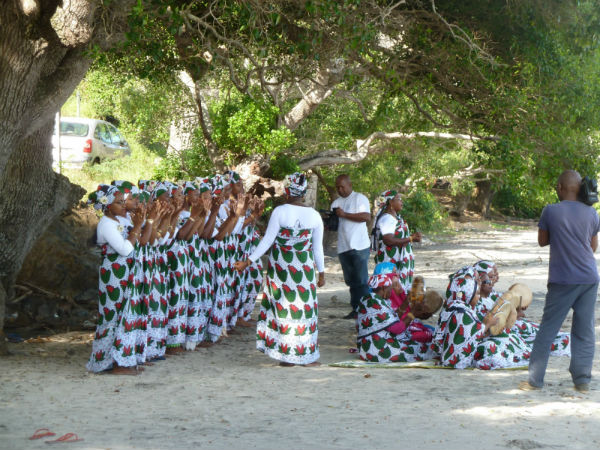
[343,311,357,319]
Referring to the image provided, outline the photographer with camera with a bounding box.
[521,170,599,392]
[331,175,371,319]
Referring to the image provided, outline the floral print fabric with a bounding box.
[256,226,319,364]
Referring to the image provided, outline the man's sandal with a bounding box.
[45,433,84,444]
[28,429,56,440]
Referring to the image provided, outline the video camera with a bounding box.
[578,176,598,206]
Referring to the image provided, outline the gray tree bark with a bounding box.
[0,0,133,355]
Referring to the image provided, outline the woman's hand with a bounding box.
[147,201,160,221]
[317,272,325,287]
[482,312,498,332]
[202,195,212,213]
[411,232,422,243]
[235,194,247,216]
[132,208,145,228]
[234,259,251,272]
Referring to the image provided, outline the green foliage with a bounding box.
[63,66,187,155]
[269,153,299,179]
[401,189,448,233]
[210,94,296,165]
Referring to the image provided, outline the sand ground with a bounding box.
[1,226,600,450]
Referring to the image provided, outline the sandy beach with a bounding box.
[1,226,599,450]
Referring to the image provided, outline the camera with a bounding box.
[578,176,598,206]
[319,208,339,232]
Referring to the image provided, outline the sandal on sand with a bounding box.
[45,433,84,444]
[29,429,56,440]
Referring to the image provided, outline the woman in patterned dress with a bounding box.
[372,191,422,292]
[432,266,531,370]
[473,260,570,358]
[234,172,325,366]
[86,185,145,375]
[237,197,265,326]
[356,274,436,363]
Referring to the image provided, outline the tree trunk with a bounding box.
[283,60,345,131]
[0,1,133,354]
[473,179,493,218]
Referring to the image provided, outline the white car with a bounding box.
[52,117,131,169]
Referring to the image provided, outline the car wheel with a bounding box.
[92,157,101,165]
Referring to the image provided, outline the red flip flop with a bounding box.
[29,428,56,440]
[45,433,84,444]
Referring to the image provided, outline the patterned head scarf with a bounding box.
[183,181,197,195]
[473,260,497,276]
[138,180,157,192]
[374,189,398,213]
[284,172,308,197]
[152,181,170,200]
[166,181,180,196]
[111,180,139,198]
[195,177,212,193]
[88,184,120,212]
[137,190,151,204]
[368,273,392,290]
[211,174,225,195]
[446,266,478,306]
[226,170,241,183]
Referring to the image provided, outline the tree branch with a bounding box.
[298,130,498,170]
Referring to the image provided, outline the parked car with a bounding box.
[52,117,131,169]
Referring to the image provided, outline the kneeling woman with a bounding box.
[356,274,435,363]
[433,267,531,370]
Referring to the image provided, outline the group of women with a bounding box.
[87,170,570,372]
[86,171,264,374]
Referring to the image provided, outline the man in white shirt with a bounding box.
[331,174,371,319]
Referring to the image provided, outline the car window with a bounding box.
[60,121,88,137]
[94,123,112,144]
[107,124,123,145]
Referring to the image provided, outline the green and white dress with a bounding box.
[356,293,436,363]
[249,204,324,365]
[87,216,139,372]
[433,269,531,370]
[373,212,415,291]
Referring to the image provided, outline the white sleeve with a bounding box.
[98,219,134,257]
[330,198,340,211]
[357,194,371,213]
[378,214,397,235]
[159,231,171,246]
[311,213,325,272]
[248,207,282,262]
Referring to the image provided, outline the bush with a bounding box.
[401,188,447,233]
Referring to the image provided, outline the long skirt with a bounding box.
[256,226,319,364]
[87,253,138,372]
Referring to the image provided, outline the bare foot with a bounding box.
[236,320,255,328]
[143,362,154,366]
[279,362,295,367]
[109,366,139,376]
[197,342,214,348]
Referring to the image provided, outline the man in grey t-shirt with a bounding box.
[521,170,599,392]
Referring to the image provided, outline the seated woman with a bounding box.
[356,273,436,363]
[432,266,531,370]
[474,261,570,357]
